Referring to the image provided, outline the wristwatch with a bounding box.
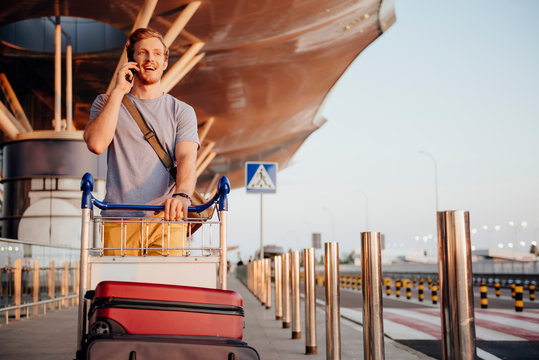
[172,192,192,203]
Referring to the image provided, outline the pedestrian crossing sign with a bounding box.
[245,162,278,194]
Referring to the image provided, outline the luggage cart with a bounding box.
[76,172,231,358]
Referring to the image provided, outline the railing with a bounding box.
[0,238,80,324]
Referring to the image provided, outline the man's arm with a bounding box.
[163,141,199,221]
[84,62,138,154]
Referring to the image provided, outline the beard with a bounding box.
[137,68,164,85]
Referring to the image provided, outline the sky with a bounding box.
[226,0,539,261]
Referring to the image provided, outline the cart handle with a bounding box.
[80,173,230,212]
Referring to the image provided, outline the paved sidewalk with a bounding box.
[228,275,434,359]
[0,307,78,360]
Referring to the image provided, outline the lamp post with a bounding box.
[419,151,439,213]
[322,207,336,242]
[356,189,369,231]
[482,224,501,249]
[508,221,527,249]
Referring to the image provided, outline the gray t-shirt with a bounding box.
[89,93,199,217]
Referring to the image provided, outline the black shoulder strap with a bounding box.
[121,95,174,171]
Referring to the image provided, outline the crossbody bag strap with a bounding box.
[122,95,174,170]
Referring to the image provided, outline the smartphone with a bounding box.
[126,54,135,83]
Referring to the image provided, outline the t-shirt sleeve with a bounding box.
[175,103,200,148]
[89,94,109,121]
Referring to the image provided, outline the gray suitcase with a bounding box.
[86,335,260,360]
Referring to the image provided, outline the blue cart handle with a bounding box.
[80,173,230,212]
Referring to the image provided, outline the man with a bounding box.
[85,28,199,255]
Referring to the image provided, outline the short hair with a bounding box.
[126,28,169,60]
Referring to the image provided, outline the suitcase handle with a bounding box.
[80,173,230,213]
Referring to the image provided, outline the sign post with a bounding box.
[246,162,277,259]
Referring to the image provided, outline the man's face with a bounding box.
[132,37,168,85]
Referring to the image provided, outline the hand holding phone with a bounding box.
[125,69,134,83]
[125,54,136,83]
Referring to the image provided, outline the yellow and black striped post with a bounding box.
[511,283,516,299]
[413,277,417,288]
[529,282,535,301]
[427,278,432,290]
[316,273,324,286]
[494,281,500,297]
[356,277,361,292]
[515,283,524,312]
[431,284,438,305]
[418,280,424,302]
[385,278,391,296]
[395,279,402,298]
[406,280,412,300]
[480,281,488,309]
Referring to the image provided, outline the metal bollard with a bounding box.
[494,281,500,297]
[291,251,301,339]
[515,283,524,312]
[480,281,488,309]
[413,277,417,288]
[395,279,402,298]
[530,282,536,301]
[428,278,432,290]
[260,260,266,306]
[274,255,283,320]
[253,260,258,298]
[361,232,385,360]
[418,280,424,302]
[511,283,516,299]
[304,248,317,355]
[282,253,291,328]
[437,210,476,360]
[251,262,255,294]
[14,259,22,320]
[406,280,412,300]
[256,260,261,300]
[33,260,39,316]
[325,242,341,360]
[265,258,272,309]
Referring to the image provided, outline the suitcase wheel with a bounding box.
[90,320,111,336]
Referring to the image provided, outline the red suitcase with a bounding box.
[87,281,244,339]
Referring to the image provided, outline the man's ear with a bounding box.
[163,58,168,71]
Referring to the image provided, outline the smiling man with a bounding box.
[84,28,199,255]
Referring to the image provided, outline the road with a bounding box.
[312,284,539,360]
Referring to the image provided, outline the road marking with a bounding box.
[477,347,502,360]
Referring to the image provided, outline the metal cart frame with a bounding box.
[76,172,230,357]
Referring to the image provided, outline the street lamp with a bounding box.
[509,220,527,249]
[322,207,336,242]
[356,189,369,231]
[482,224,501,249]
[418,150,439,212]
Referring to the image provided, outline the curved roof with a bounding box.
[0,0,395,189]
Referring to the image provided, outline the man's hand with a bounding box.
[160,196,191,221]
[116,62,139,94]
